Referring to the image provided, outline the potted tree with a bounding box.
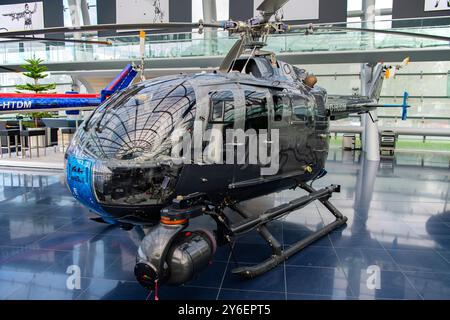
[16,56,56,149]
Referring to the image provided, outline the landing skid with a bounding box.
[133,183,347,290]
[229,183,347,278]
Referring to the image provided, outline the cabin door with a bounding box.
[229,87,274,185]
[270,90,294,175]
[181,82,245,194]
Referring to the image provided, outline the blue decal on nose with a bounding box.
[66,155,116,224]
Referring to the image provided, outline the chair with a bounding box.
[59,127,76,153]
[20,129,47,158]
[0,129,21,158]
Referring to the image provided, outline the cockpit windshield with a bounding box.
[66,77,196,207]
[72,77,196,162]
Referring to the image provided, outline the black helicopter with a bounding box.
[2,0,450,294]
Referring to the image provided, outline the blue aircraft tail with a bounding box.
[100,64,138,101]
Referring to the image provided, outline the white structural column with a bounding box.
[202,0,217,24]
[68,0,82,37]
[68,0,94,63]
[80,0,91,25]
[361,0,380,161]
[202,0,218,56]
[68,0,83,61]
[361,64,380,161]
[362,0,376,48]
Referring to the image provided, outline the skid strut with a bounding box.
[230,183,347,278]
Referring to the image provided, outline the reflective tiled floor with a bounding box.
[0,150,449,300]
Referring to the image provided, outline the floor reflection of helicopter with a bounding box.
[2,0,450,296]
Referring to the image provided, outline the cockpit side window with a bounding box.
[292,98,307,121]
[273,93,290,122]
[209,91,234,123]
[245,90,268,131]
[291,95,314,124]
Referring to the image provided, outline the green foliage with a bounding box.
[24,112,53,120]
[35,112,54,119]
[15,83,56,93]
[21,120,38,129]
[15,56,57,126]
[22,112,54,128]
[15,56,56,94]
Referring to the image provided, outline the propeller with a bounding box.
[0,22,222,38]
[0,35,111,45]
[289,24,450,43]
[0,0,448,58]
[0,21,221,45]
[0,65,20,73]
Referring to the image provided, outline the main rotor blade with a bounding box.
[256,0,290,15]
[0,22,223,38]
[1,36,112,45]
[219,37,245,72]
[289,24,450,43]
[0,65,20,73]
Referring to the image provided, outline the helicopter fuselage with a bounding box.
[65,57,331,226]
[64,53,385,291]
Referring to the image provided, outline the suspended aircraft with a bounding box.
[1,0,449,297]
[0,64,137,113]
